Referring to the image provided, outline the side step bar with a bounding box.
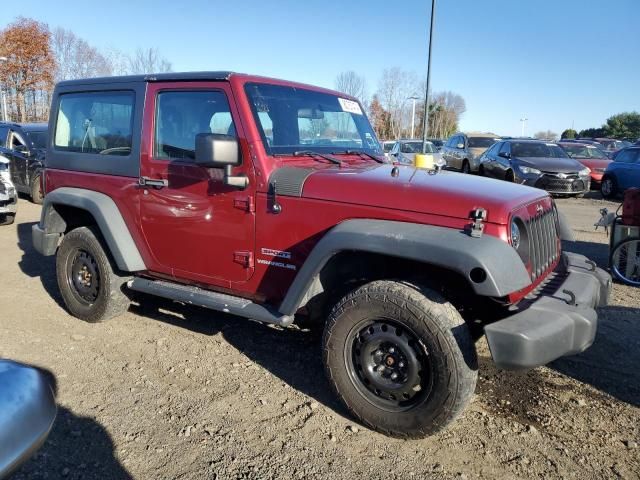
[128,278,294,327]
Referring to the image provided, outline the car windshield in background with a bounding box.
[563,144,607,159]
[244,83,381,156]
[402,141,435,154]
[383,142,394,153]
[511,142,568,158]
[25,130,48,149]
[468,137,499,148]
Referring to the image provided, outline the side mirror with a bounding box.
[498,151,511,159]
[195,133,247,189]
[456,143,465,149]
[0,360,57,478]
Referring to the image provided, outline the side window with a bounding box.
[455,136,463,148]
[486,142,500,156]
[499,142,511,156]
[54,91,134,155]
[0,126,8,147]
[616,150,635,164]
[9,131,26,150]
[155,90,235,161]
[631,149,640,164]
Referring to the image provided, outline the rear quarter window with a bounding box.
[54,91,134,156]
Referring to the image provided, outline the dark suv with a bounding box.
[31,72,610,438]
[0,122,48,204]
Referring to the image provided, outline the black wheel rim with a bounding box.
[462,163,470,173]
[345,319,433,412]
[67,249,101,304]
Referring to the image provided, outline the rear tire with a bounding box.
[601,176,617,199]
[0,214,15,226]
[461,160,471,174]
[322,280,477,438]
[30,173,44,205]
[56,226,131,322]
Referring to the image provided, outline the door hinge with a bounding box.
[234,196,255,213]
[233,251,254,268]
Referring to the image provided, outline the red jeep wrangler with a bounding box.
[33,72,611,438]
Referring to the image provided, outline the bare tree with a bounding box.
[334,71,367,102]
[126,48,172,74]
[534,130,559,141]
[51,27,112,81]
[377,68,419,139]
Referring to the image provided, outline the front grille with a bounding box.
[525,207,560,280]
[535,173,585,193]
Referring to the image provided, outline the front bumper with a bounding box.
[0,192,18,215]
[517,171,591,195]
[485,252,611,370]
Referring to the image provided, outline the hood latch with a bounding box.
[469,208,487,238]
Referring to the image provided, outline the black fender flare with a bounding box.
[279,219,531,316]
[38,187,146,272]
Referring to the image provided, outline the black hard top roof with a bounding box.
[57,71,234,87]
[0,121,48,131]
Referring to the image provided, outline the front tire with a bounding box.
[461,160,471,174]
[323,280,477,438]
[56,226,131,322]
[0,214,15,226]
[30,173,44,204]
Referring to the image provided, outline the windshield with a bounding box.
[25,130,48,149]
[562,144,607,159]
[511,142,569,158]
[383,142,395,153]
[401,141,435,154]
[245,83,381,156]
[468,137,499,148]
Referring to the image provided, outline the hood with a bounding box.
[514,156,585,173]
[299,164,547,225]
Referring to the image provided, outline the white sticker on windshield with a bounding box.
[338,98,363,115]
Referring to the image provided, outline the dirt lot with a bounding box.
[2,193,639,480]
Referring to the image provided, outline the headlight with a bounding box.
[519,166,541,175]
[511,220,521,250]
[595,168,606,173]
[579,167,591,176]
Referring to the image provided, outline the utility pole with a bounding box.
[421,0,436,153]
[408,96,419,138]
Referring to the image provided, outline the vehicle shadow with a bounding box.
[11,366,132,480]
[550,305,640,407]
[562,239,609,269]
[129,297,349,417]
[15,221,65,309]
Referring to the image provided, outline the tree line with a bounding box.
[560,112,640,141]
[0,17,172,122]
[334,69,466,141]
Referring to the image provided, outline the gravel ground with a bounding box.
[2,193,639,480]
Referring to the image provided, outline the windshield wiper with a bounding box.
[332,150,385,163]
[291,150,342,166]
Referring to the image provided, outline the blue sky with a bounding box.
[3,0,639,136]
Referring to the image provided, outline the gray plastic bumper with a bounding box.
[32,223,60,256]
[485,252,611,370]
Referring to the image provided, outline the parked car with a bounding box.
[601,146,640,199]
[382,140,395,161]
[441,132,501,173]
[427,138,444,151]
[388,139,443,166]
[0,122,48,204]
[32,71,609,438]
[594,138,630,154]
[478,139,591,196]
[558,141,611,188]
[0,156,18,225]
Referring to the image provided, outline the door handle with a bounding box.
[139,177,168,188]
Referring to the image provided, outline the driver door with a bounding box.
[139,82,256,287]
[7,130,28,188]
